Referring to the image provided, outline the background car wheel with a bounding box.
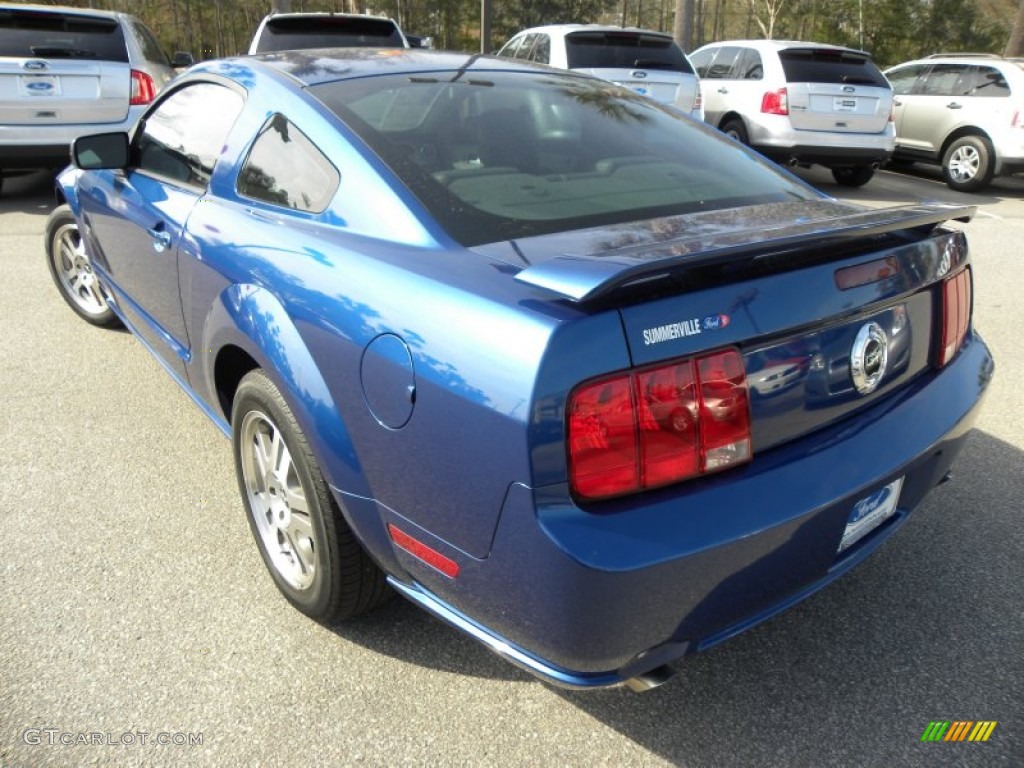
[942,135,994,192]
[45,204,120,327]
[232,369,390,622]
[831,165,875,187]
[721,119,749,145]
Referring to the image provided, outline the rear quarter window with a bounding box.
[0,9,128,61]
[780,49,888,87]
[565,31,693,73]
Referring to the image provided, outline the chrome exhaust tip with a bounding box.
[623,664,676,692]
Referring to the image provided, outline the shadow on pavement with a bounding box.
[0,169,60,216]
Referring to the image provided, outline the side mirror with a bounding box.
[73,132,130,170]
[171,51,195,68]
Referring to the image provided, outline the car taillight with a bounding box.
[1012,110,1021,128]
[761,87,788,115]
[694,83,703,111]
[568,349,751,501]
[938,267,972,367]
[130,69,157,105]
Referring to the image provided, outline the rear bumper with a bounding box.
[387,331,992,689]
[0,109,142,170]
[747,116,895,167]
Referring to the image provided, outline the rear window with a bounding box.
[779,49,887,87]
[0,9,128,61]
[312,71,812,246]
[565,31,693,73]
[252,16,403,53]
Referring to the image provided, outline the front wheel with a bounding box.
[232,369,390,622]
[942,135,994,192]
[45,204,120,327]
[831,165,875,188]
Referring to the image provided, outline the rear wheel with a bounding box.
[942,135,994,192]
[232,369,390,622]
[45,204,120,327]
[721,119,749,145]
[831,165,875,187]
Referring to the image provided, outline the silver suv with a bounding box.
[690,40,895,186]
[0,3,180,194]
[885,55,1024,192]
[497,25,703,121]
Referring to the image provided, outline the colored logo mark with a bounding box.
[921,721,997,742]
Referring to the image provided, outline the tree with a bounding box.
[673,0,694,52]
[1006,0,1024,56]
[747,0,787,39]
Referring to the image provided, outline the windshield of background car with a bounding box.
[0,9,128,60]
[779,49,888,86]
[252,16,403,52]
[312,71,813,246]
[565,31,694,72]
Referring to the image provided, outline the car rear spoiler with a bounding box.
[513,203,975,303]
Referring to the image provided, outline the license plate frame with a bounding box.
[19,74,61,97]
[838,477,903,553]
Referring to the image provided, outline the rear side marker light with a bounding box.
[761,87,788,116]
[568,348,751,501]
[388,524,460,578]
[938,268,972,367]
[130,69,157,105]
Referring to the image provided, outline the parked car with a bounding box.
[884,54,1024,192]
[497,24,703,120]
[47,49,992,692]
[248,12,407,54]
[689,40,895,186]
[0,2,182,195]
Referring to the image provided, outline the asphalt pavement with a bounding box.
[1,166,1021,767]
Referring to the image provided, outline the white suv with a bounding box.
[690,40,894,186]
[248,13,408,54]
[497,25,703,121]
[0,3,180,193]
[885,55,1024,192]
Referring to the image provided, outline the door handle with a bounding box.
[946,102,962,109]
[146,226,172,253]
[717,87,729,94]
[893,98,902,106]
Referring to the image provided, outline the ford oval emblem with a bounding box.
[632,71,647,79]
[23,60,48,71]
[850,322,888,395]
[842,85,855,93]
[26,81,53,92]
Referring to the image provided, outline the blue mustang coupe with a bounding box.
[47,50,992,691]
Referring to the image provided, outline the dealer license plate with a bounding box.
[833,97,857,112]
[838,477,903,553]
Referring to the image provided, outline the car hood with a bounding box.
[473,200,974,303]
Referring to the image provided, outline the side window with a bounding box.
[497,35,523,59]
[689,48,713,78]
[237,114,340,213]
[135,83,243,189]
[970,66,1010,97]
[129,18,170,67]
[516,33,538,60]
[707,46,741,79]
[920,64,967,96]
[886,64,926,95]
[530,34,550,65]
[737,47,763,80]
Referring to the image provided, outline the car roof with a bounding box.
[234,49,560,88]
[509,24,674,39]
[0,2,123,21]
[258,11,398,23]
[700,39,870,55]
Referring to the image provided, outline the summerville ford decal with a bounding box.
[642,314,731,345]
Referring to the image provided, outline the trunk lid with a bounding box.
[0,58,131,125]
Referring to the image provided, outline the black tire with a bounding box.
[232,369,390,622]
[942,135,994,192]
[45,204,120,327]
[721,118,749,145]
[831,165,875,187]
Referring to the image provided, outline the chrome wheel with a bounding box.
[52,221,108,316]
[947,145,980,184]
[239,409,316,591]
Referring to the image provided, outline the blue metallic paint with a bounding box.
[56,51,994,689]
